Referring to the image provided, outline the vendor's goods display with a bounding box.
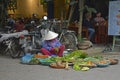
[95,60,111,67]
[38,58,54,66]
[34,54,48,59]
[50,62,66,69]
[20,50,119,71]
[29,57,40,65]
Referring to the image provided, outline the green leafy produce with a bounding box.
[29,58,40,64]
[93,55,103,60]
[49,56,62,62]
[84,57,100,62]
[78,61,88,65]
[81,67,90,71]
[64,50,88,59]
[61,55,74,61]
[45,58,54,62]
[73,63,81,71]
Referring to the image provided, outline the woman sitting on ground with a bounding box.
[40,31,65,57]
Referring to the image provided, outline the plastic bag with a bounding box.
[21,53,34,64]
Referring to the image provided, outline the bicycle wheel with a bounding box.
[0,41,7,55]
[60,32,78,50]
[0,39,13,56]
[9,38,24,58]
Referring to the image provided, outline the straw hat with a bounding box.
[44,31,58,40]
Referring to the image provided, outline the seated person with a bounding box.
[82,12,95,42]
[40,31,65,57]
[94,12,105,26]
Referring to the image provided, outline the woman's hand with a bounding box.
[54,47,59,53]
[50,47,59,54]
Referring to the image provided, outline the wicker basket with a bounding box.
[109,59,119,65]
[49,63,65,69]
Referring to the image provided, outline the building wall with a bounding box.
[54,0,68,19]
[8,0,47,18]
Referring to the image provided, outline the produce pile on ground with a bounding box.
[21,50,119,71]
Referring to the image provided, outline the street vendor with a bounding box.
[40,31,65,57]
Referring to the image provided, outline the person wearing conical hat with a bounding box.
[40,31,65,57]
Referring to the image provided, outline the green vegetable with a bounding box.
[73,63,81,71]
[64,50,88,59]
[93,55,103,60]
[29,58,40,64]
[81,67,90,71]
[45,59,54,62]
[84,57,99,62]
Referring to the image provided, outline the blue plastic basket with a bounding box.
[97,62,110,67]
[38,58,54,66]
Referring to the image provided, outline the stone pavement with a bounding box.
[82,44,120,59]
[0,44,120,80]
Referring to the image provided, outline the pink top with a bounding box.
[94,17,105,23]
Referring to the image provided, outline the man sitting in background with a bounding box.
[82,12,95,43]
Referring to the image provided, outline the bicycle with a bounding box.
[19,19,78,56]
[49,19,78,50]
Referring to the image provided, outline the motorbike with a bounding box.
[0,30,28,58]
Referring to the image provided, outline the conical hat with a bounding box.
[44,31,58,40]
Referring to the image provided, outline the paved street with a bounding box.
[0,44,120,80]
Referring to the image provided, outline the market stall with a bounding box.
[21,50,119,71]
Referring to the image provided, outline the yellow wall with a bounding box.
[8,0,68,19]
[54,0,68,19]
[8,0,47,18]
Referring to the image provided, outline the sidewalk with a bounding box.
[0,44,120,80]
[82,44,120,59]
